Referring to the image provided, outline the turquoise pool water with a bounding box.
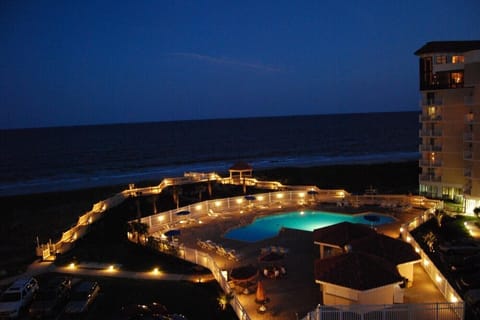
[224,211,395,242]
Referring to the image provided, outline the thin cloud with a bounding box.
[167,52,282,73]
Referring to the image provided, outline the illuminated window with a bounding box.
[451,72,463,84]
[452,55,464,64]
[435,56,447,64]
[467,112,474,122]
[427,106,436,117]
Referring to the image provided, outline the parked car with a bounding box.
[64,281,100,314]
[28,276,71,318]
[0,277,39,319]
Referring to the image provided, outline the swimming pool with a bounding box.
[223,211,395,242]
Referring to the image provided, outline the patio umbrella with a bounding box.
[176,210,190,216]
[164,229,181,237]
[255,280,266,304]
[244,195,256,201]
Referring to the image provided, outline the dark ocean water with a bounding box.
[0,112,419,196]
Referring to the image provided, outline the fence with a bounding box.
[146,237,252,320]
[304,302,464,320]
[138,188,348,234]
[399,209,464,319]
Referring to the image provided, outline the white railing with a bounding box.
[303,302,463,320]
[139,188,350,234]
[146,237,252,320]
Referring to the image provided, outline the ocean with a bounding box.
[0,112,419,197]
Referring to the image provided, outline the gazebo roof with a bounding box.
[229,162,253,171]
[314,252,403,291]
[313,222,376,247]
[349,233,421,265]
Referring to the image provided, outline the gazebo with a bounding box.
[229,162,253,193]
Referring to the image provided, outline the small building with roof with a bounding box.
[229,162,253,182]
[314,251,404,305]
[313,222,377,259]
[313,222,421,305]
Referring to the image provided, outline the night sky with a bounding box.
[1,1,479,129]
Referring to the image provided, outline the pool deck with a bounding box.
[160,202,447,320]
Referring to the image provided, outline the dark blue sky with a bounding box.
[1,0,479,129]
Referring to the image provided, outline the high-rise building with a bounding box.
[415,41,480,213]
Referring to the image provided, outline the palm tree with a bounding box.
[217,291,234,311]
[172,186,183,209]
[196,185,207,201]
[474,207,480,219]
[127,221,150,244]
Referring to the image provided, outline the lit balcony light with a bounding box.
[195,204,202,210]
[215,201,221,207]
[337,191,345,197]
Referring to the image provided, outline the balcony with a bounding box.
[419,174,441,182]
[419,129,442,137]
[419,114,442,122]
[419,160,443,167]
[420,98,443,107]
[419,144,442,152]
[464,151,473,160]
[464,169,472,177]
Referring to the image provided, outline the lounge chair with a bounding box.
[204,240,217,251]
[208,209,218,217]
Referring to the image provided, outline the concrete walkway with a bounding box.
[0,259,215,287]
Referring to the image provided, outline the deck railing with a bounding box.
[304,302,464,320]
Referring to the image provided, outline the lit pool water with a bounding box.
[224,211,395,242]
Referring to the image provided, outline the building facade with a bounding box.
[415,41,480,213]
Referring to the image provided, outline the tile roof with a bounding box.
[349,233,421,265]
[314,251,404,291]
[312,222,376,247]
[414,41,480,55]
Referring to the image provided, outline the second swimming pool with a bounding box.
[223,210,395,242]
